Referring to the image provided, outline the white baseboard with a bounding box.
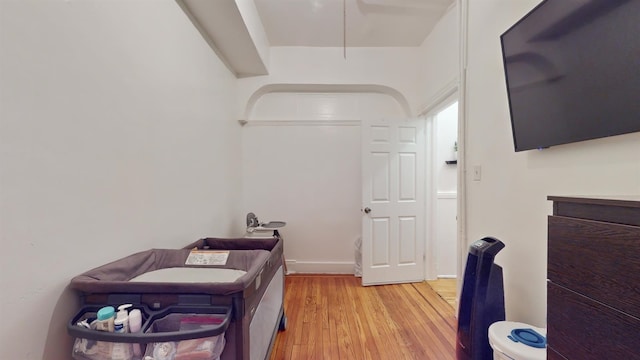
[438,275,457,279]
[285,260,355,274]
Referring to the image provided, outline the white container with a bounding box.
[95,306,115,332]
[128,309,143,357]
[489,321,546,360]
[114,304,131,333]
[113,304,133,360]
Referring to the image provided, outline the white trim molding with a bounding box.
[238,120,361,127]
[418,78,459,117]
[244,84,413,120]
[456,0,470,309]
[285,260,356,274]
[437,191,458,199]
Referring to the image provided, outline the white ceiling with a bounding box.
[176,0,455,76]
[253,0,455,47]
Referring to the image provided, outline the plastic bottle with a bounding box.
[128,308,143,357]
[114,304,132,333]
[95,306,115,332]
[113,304,133,360]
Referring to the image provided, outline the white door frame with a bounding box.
[420,84,459,281]
[458,0,470,298]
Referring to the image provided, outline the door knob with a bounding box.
[364,207,371,214]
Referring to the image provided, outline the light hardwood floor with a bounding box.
[426,278,457,308]
[269,275,457,360]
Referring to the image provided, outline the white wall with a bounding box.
[242,93,406,273]
[237,45,421,274]
[418,4,459,110]
[464,0,640,327]
[237,46,422,118]
[0,1,242,359]
[416,4,459,280]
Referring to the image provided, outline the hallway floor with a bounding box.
[270,275,457,359]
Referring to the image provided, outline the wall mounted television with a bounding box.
[500,0,640,152]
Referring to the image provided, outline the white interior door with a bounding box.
[361,118,426,286]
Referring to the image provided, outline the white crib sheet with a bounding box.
[129,268,246,283]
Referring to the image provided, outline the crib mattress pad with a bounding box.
[130,267,247,283]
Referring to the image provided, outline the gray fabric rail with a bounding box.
[70,247,270,296]
[184,237,279,251]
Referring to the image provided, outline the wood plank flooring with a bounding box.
[426,278,457,308]
[269,275,457,360]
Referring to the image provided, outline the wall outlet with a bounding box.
[473,165,482,181]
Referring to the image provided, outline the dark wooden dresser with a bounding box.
[547,196,640,360]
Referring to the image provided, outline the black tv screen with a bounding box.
[500,0,640,152]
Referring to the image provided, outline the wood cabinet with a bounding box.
[547,196,640,360]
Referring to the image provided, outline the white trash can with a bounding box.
[488,321,546,360]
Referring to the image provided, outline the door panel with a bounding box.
[371,218,390,266]
[399,153,416,200]
[372,153,390,201]
[362,118,425,285]
[398,216,417,264]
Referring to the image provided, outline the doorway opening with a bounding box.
[425,97,459,308]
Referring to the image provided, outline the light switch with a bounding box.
[473,165,482,181]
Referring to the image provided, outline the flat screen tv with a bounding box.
[500,0,640,152]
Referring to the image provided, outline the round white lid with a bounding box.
[489,321,546,360]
